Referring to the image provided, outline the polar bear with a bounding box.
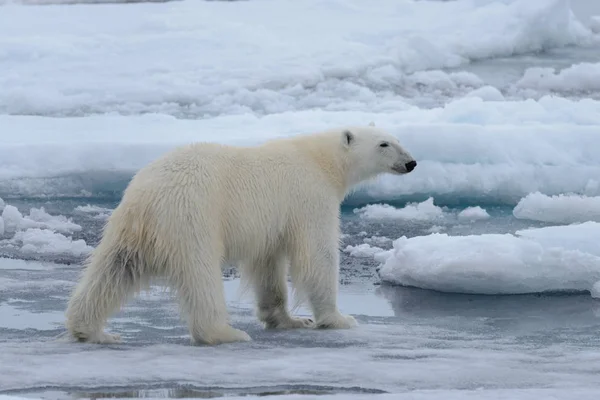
[64,126,417,345]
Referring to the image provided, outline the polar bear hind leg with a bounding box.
[66,225,251,346]
[65,247,145,344]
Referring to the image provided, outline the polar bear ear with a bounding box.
[368,121,376,127]
[342,130,354,148]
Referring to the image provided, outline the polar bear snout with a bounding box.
[405,160,417,172]
[391,159,417,174]
[385,136,416,175]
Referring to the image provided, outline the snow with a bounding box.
[21,207,81,234]
[0,200,92,257]
[458,206,490,222]
[592,281,600,299]
[464,86,505,101]
[344,244,385,258]
[3,94,600,202]
[516,62,600,92]
[592,16,600,33]
[376,222,600,296]
[0,197,5,235]
[1,205,23,232]
[13,228,92,257]
[363,236,392,247]
[0,0,599,203]
[513,192,600,223]
[567,0,600,28]
[2,204,81,235]
[0,0,593,117]
[427,225,445,234]
[515,222,600,258]
[353,198,445,221]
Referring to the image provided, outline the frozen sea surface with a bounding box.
[1,202,600,399]
[2,0,600,399]
[1,233,600,397]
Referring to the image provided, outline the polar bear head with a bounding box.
[341,126,417,185]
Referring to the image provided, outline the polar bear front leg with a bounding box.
[289,226,358,330]
[250,252,314,329]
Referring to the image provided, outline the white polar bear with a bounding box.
[64,126,417,345]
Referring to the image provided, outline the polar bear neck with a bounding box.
[285,133,354,200]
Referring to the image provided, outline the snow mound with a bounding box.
[1,206,22,233]
[516,62,600,92]
[13,228,92,257]
[376,222,600,296]
[464,86,505,101]
[513,192,600,223]
[458,206,490,222]
[344,244,385,258]
[2,205,80,234]
[0,200,92,258]
[354,198,445,221]
[363,236,392,246]
[23,207,81,233]
[427,225,445,234]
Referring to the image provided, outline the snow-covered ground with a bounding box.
[0,0,594,117]
[2,98,600,202]
[1,0,600,399]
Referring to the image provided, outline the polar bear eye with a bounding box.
[379,142,389,148]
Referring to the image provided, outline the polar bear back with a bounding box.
[117,137,341,265]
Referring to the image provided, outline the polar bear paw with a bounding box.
[316,312,358,329]
[90,331,122,344]
[267,316,315,330]
[192,324,252,346]
[70,330,122,344]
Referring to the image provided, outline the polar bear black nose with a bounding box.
[405,160,417,172]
